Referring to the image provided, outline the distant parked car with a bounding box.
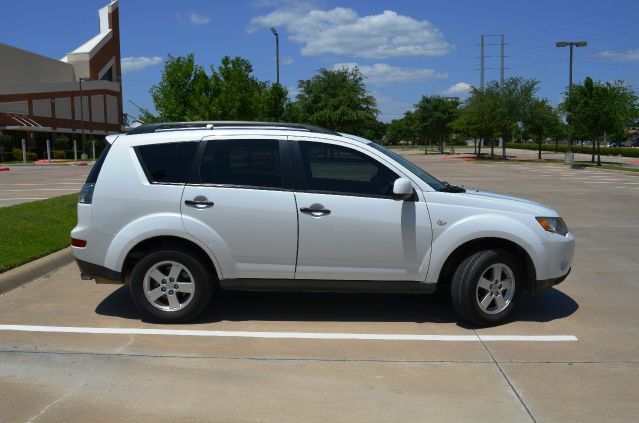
[608,142,624,148]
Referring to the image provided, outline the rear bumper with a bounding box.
[75,258,122,283]
[531,268,570,294]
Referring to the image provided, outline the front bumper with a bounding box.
[531,268,571,294]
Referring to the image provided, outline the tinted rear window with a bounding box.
[199,139,282,188]
[136,142,198,184]
[85,142,111,184]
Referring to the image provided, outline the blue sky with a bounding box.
[3,0,638,122]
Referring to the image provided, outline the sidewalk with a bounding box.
[450,147,639,168]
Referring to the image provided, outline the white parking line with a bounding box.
[0,188,80,192]
[0,198,46,201]
[0,324,578,342]
[5,183,83,186]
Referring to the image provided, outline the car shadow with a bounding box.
[95,285,579,326]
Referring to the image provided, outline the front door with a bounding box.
[292,139,431,281]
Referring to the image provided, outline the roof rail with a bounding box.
[126,121,342,136]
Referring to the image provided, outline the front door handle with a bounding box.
[300,203,331,217]
[185,195,214,209]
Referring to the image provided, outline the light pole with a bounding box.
[556,41,587,165]
[270,27,280,84]
[78,77,91,156]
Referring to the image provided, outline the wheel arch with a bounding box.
[435,237,536,292]
[122,236,220,285]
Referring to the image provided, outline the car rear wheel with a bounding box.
[451,249,521,326]
[129,249,212,323]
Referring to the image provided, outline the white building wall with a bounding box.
[0,101,28,114]
[0,43,76,87]
[32,99,52,117]
[74,96,90,121]
[91,95,105,122]
[106,95,118,124]
[55,97,72,119]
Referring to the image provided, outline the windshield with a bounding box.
[368,143,447,191]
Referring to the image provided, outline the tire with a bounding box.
[451,249,521,326]
[129,248,212,323]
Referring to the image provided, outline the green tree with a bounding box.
[569,77,638,165]
[522,99,562,159]
[145,54,287,122]
[146,54,203,121]
[453,87,499,158]
[295,66,378,134]
[485,77,539,158]
[258,83,289,122]
[209,56,265,120]
[413,96,460,153]
[386,112,419,145]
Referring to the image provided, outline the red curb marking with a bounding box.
[0,167,10,172]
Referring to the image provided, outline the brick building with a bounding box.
[0,0,123,154]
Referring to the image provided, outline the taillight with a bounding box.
[71,238,87,248]
[79,183,95,204]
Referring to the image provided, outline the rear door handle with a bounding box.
[185,195,214,209]
[300,204,331,217]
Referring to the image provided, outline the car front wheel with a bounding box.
[451,249,521,326]
[129,249,212,323]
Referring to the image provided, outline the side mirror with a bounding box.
[392,178,414,201]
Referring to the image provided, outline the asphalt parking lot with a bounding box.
[1,155,638,422]
[0,165,90,207]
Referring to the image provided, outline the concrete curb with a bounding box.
[0,247,73,295]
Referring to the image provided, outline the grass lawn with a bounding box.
[0,194,77,273]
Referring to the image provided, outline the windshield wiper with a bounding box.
[438,182,466,193]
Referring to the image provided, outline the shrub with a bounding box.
[26,152,38,161]
[52,150,66,160]
[0,150,13,162]
[506,143,639,158]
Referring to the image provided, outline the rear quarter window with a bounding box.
[135,142,198,184]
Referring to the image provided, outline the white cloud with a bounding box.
[443,82,471,95]
[281,56,295,65]
[596,49,639,62]
[332,63,447,85]
[189,13,211,25]
[121,56,163,73]
[249,7,453,59]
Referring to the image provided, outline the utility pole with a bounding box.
[480,35,485,90]
[500,34,505,85]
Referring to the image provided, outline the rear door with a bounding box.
[181,136,298,279]
[291,138,431,281]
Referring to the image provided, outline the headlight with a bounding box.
[536,217,569,236]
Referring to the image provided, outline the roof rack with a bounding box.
[126,121,342,136]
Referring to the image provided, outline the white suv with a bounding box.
[71,121,574,325]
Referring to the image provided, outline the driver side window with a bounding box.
[298,141,398,197]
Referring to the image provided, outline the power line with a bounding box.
[507,0,639,44]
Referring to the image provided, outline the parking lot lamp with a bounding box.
[271,27,279,84]
[79,77,91,156]
[556,41,587,164]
